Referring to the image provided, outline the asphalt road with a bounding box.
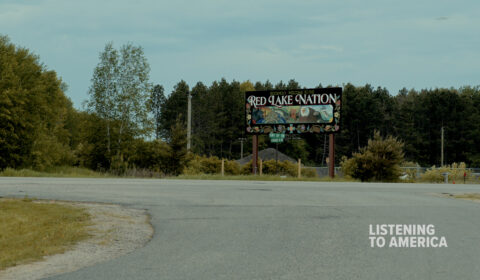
[1,177,480,280]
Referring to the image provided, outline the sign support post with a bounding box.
[252,135,258,175]
[329,133,335,178]
[275,142,279,174]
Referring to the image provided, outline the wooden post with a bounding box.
[253,136,258,175]
[329,134,335,178]
[259,159,263,176]
[221,159,225,176]
[298,158,301,178]
[275,142,279,174]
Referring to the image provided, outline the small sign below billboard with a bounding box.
[245,88,342,134]
[269,132,285,143]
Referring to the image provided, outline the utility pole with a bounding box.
[441,126,444,166]
[187,92,192,151]
[238,137,246,159]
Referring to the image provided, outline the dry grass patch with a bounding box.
[452,193,480,201]
[0,198,91,270]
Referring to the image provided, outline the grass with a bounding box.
[175,174,356,182]
[452,193,480,201]
[0,166,111,178]
[0,198,91,270]
[0,166,357,182]
[7,165,479,183]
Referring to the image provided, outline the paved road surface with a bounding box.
[1,177,480,279]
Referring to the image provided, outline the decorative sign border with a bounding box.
[245,88,342,134]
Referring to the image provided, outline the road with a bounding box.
[1,177,480,280]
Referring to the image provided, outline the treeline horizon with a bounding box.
[158,79,480,168]
[2,36,480,175]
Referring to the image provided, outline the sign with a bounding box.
[269,132,285,143]
[245,88,342,134]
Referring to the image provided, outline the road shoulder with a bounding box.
[0,201,153,280]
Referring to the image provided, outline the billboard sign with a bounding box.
[245,88,342,134]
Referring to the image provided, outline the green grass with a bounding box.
[175,174,356,182]
[0,166,111,178]
[0,166,357,181]
[0,198,91,270]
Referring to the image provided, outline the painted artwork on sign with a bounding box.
[245,88,342,134]
[251,105,333,124]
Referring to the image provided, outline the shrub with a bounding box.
[341,131,404,182]
[183,155,240,175]
[262,160,296,176]
[241,160,253,175]
[129,139,171,174]
[239,159,316,177]
[224,159,241,175]
[301,167,318,178]
[400,161,421,182]
[420,162,471,183]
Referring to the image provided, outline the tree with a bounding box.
[159,80,189,140]
[341,131,404,182]
[168,117,189,175]
[0,35,74,170]
[150,84,166,140]
[87,42,152,165]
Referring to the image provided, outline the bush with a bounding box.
[129,139,171,174]
[420,162,471,183]
[341,131,404,182]
[183,155,241,175]
[261,160,294,176]
[239,159,316,178]
[400,161,421,182]
[301,167,318,178]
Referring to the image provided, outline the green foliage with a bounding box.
[301,168,318,178]
[109,154,129,176]
[168,118,190,175]
[0,35,75,170]
[183,155,241,175]
[341,131,404,182]
[150,84,166,140]
[400,161,420,182]
[0,166,107,178]
[3,36,480,177]
[129,139,171,174]
[159,81,189,140]
[420,162,471,183]
[86,42,152,166]
[238,159,315,177]
[30,130,76,171]
[262,160,297,177]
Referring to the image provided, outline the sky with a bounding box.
[1,0,479,108]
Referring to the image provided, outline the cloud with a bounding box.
[1,0,479,107]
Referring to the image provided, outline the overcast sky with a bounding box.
[1,0,479,108]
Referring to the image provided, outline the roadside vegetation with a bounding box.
[2,35,480,182]
[452,193,480,201]
[0,166,110,178]
[341,131,404,182]
[0,198,91,270]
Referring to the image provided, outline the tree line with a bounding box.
[2,36,480,176]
